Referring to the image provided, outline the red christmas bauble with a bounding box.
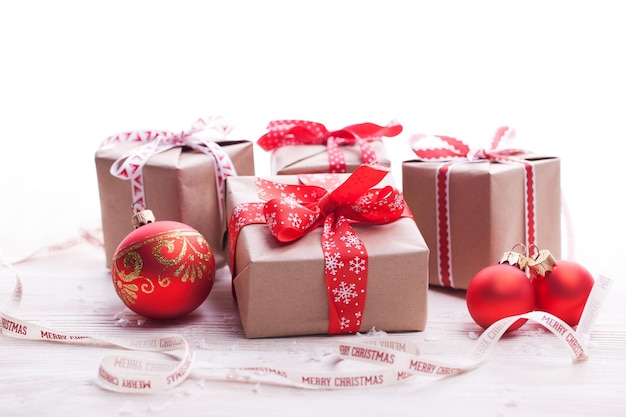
[466,264,535,332]
[111,220,215,320]
[532,260,594,327]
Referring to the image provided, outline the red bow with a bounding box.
[228,165,405,334]
[257,120,403,173]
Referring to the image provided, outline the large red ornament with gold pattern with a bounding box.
[111,210,215,320]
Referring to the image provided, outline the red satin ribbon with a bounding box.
[410,126,536,288]
[228,165,406,334]
[257,120,403,173]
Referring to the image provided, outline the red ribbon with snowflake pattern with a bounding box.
[228,165,407,334]
[409,126,536,288]
[100,116,237,217]
[257,120,403,173]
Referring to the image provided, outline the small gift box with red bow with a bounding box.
[257,120,403,175]
[95,116,255,269]
[225,165,429,338]
[402,126,561,290]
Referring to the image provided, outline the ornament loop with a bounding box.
[529,243,540,258]
[132,201,146,213]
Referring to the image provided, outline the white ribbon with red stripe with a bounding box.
[100,116,237,217]
[409,127,536,288]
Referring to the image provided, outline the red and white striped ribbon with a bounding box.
[100,116,237,216]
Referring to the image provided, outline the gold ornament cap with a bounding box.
[529,249,557,276]
[499,251,529,270]
[498,244,529,269]
[131,209,156,229]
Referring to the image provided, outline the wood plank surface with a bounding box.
[2,243,624,417]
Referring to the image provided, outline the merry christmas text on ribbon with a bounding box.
[227,165,407,334]
[0,248,614,394]
[409,126,537,288]
[100,116,237,216]
[257,120,403,173]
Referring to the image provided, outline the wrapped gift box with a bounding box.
[225,167,429,338]
[402,154,561,290]
[270,141,390,175]
[257,120,402,175]
[96,138,254,269]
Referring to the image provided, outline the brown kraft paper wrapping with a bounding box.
[225,174,429,339]
[270,141,390,175]
[402,155,561,290]
[95,139,255,269]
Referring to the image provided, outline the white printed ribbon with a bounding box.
[100,116,237,217]
[0,248,614,393]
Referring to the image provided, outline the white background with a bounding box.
[1,0,624,279]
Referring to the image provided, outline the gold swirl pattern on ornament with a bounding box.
[112,228,214,297]
[152,232,213,287]
[112,250,156,306]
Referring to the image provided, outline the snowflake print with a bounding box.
[232,204,247,218]
[273,183,287,190]
[255,181,270,199]
[280,192,301,209]
[312,174,334,184]
[391,193,404,211]
[339,317,351,330]
[335,216,347,227]
[322,240,337,251]
[323,221,335,238]
[349,256,366,274]
[340,231,362,249]
[288,212,302,228]
[332,280,358,304]
[235,216,247,232]
[359,192,374,206]
[351,204,365,213]
[325,252,344,275]
[265,212,277,230]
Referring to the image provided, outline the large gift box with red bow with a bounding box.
[257,120,403,175]
[95,117,255,269]
[402,127,561,290]
[225,166,429,338]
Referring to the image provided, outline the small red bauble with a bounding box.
[466,264,535,332]
[532,258,594,327]
[111,214,215,320]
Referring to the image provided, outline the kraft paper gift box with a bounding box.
[256,120,403,175]
[402,130,561,290]
[96,120,255,269]
[225,166,429,338]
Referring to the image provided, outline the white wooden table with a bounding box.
[2,241,624,417]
